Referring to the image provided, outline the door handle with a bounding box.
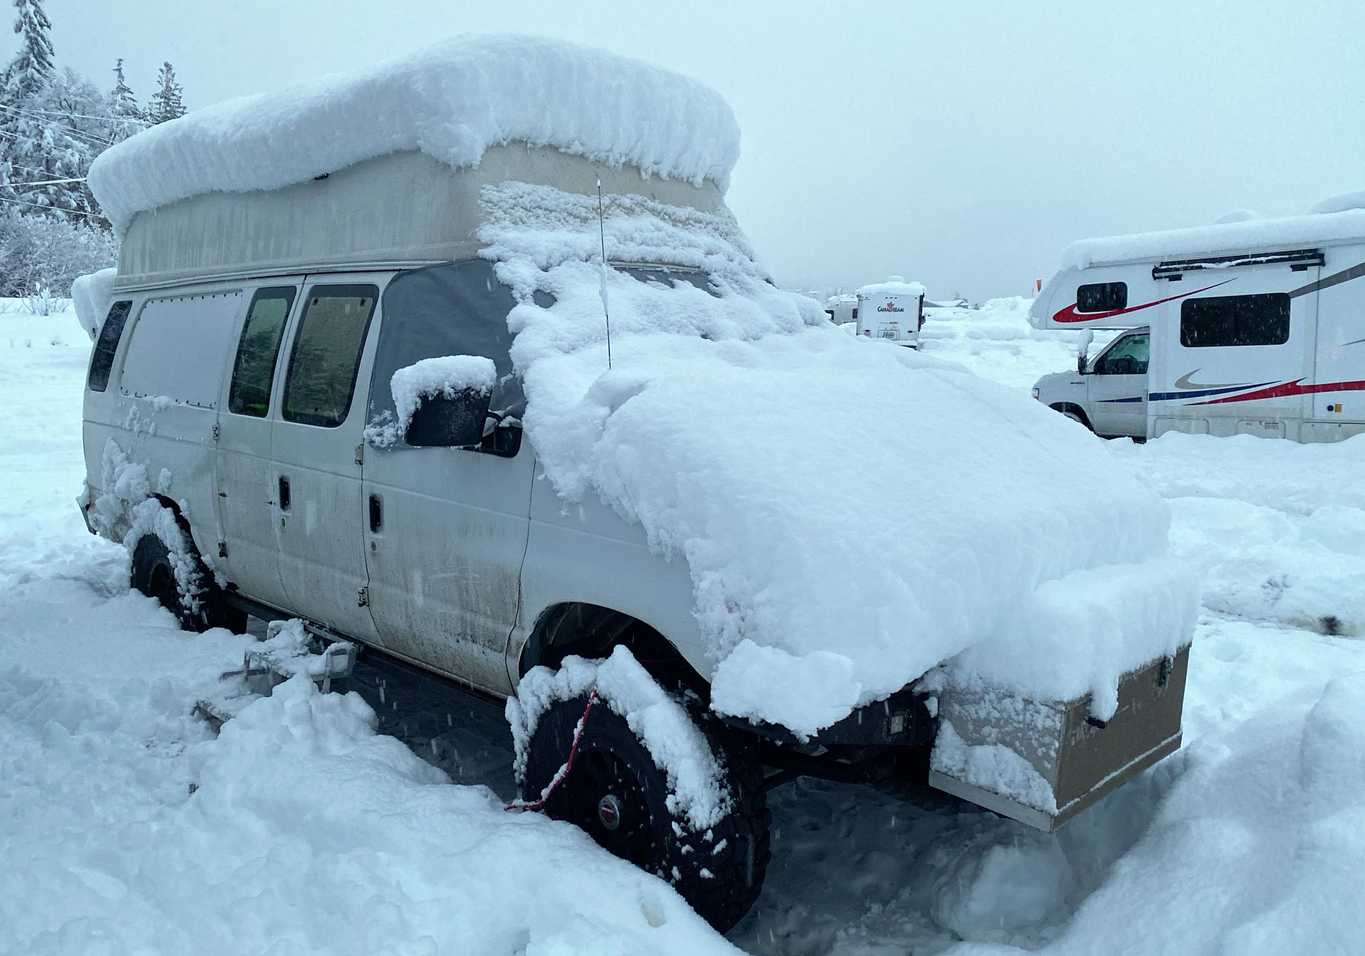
[369,494,382,533]
[278,476,291,511]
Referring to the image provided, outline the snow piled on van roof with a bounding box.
[87,34,740,232]
[481,183,1197,737]
[1061,207,1365,269]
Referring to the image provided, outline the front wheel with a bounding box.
[520,693,770,932]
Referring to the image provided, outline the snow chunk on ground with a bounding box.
[88,34,740,232]
[70,267,115,341]
[508,646,731,830]
[482,186,1196,736]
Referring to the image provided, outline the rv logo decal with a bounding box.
[877,299,905,313]
[1051,279,1234,324]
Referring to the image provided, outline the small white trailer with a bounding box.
[856,278,927,347]
[1030,205,1365,442]
[824,292,858,325]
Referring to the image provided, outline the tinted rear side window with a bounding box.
[282,285,378,427]
[1076,282,1127,313]
[1180,294,1290,348]
[228,287,296,417]
[88,300,132,392]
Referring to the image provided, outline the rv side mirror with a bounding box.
[1077,353,1087,375]
[1076,329,1094,375]
[404,387,492,448]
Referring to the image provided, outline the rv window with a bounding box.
[87,300,132,392]
[1094,333,1149,375]
[1076,282,1127,313]
[1180,294,1290,348]
[228,287,296,417]
[368,260,523,448]
[120,291,244,407]
[281,285,378,427]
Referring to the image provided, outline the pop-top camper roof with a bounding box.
[87,34,742,290]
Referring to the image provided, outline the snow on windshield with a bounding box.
[481,183,1198,737]
[87,34,740,232]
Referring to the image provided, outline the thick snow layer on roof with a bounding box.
[1309,190,1365,215]
[857,278,927,299]
[481,184,1196,736]
[1061,207,1365,269]
[87,34,740,232]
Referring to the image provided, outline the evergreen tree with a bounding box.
[106,57,144,143]
[147,61,185,124]
[2,68,108,224]
[4,0,53,100]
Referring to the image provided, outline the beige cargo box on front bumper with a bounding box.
[928,646,1189,831]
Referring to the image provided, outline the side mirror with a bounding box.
[392,355,497,448]
[1076,329,1094,375]
[404,387,491,448]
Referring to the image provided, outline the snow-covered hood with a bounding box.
[482,183,1199,738]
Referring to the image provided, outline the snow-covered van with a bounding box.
[1031,203,1365,442]
[78,36,1195,930]
[855,277,927,346]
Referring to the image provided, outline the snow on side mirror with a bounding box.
[1076,329,1094,375]
[392,355,497,448]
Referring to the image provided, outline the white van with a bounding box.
[78,36,1193,931]
[1030,207,1365,442]
[856,277,927,347]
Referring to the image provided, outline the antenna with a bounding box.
[596,177,613,369]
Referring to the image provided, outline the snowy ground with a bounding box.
[3,299,1363,954]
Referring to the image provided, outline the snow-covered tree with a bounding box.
[3,0,53,101]
[106,58,146,143]
[0,206,115,300]
[1,68,109,223]
[147,61,185,124]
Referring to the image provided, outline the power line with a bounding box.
[0,194,103,220]
[5,176,87,187]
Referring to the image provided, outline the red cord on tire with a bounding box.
[506,690,600,813]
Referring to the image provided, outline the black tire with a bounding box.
[521,695,770,932]
[130,531,246,634]
[1051,403,1092,432]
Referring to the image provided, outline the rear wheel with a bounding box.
[521,693,770,932]
[130,522,245,633]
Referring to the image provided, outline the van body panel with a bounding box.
[512,481,704,685]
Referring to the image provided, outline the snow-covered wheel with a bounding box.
[509,648,771,932]
[128,510,244,634]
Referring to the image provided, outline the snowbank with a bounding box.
[481,185,1195,737]
[70,267,115,340]
[87,34,740,232]
[1060,207,1365,268]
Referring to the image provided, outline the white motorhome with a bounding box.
[824,292,858,325]
[1031,206,1365,442]
[77,36,1193,931]
[856,277,927,347]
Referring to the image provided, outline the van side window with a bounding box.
[228,287,296,417]
[1094,332,1149,375]
[1076,282,1127,313]
[87,300,132,392]
[281,285,378,427]
[1180,294,1290,348]
[367,260,522,450]
[120,291,245,407]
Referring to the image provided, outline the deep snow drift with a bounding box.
[480,184,1196,735]
[87,34,740,232]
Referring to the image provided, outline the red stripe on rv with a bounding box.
[1050,280,1233,324]
[1195,378,1365,405]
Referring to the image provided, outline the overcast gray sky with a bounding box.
[20,0,1365,300]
